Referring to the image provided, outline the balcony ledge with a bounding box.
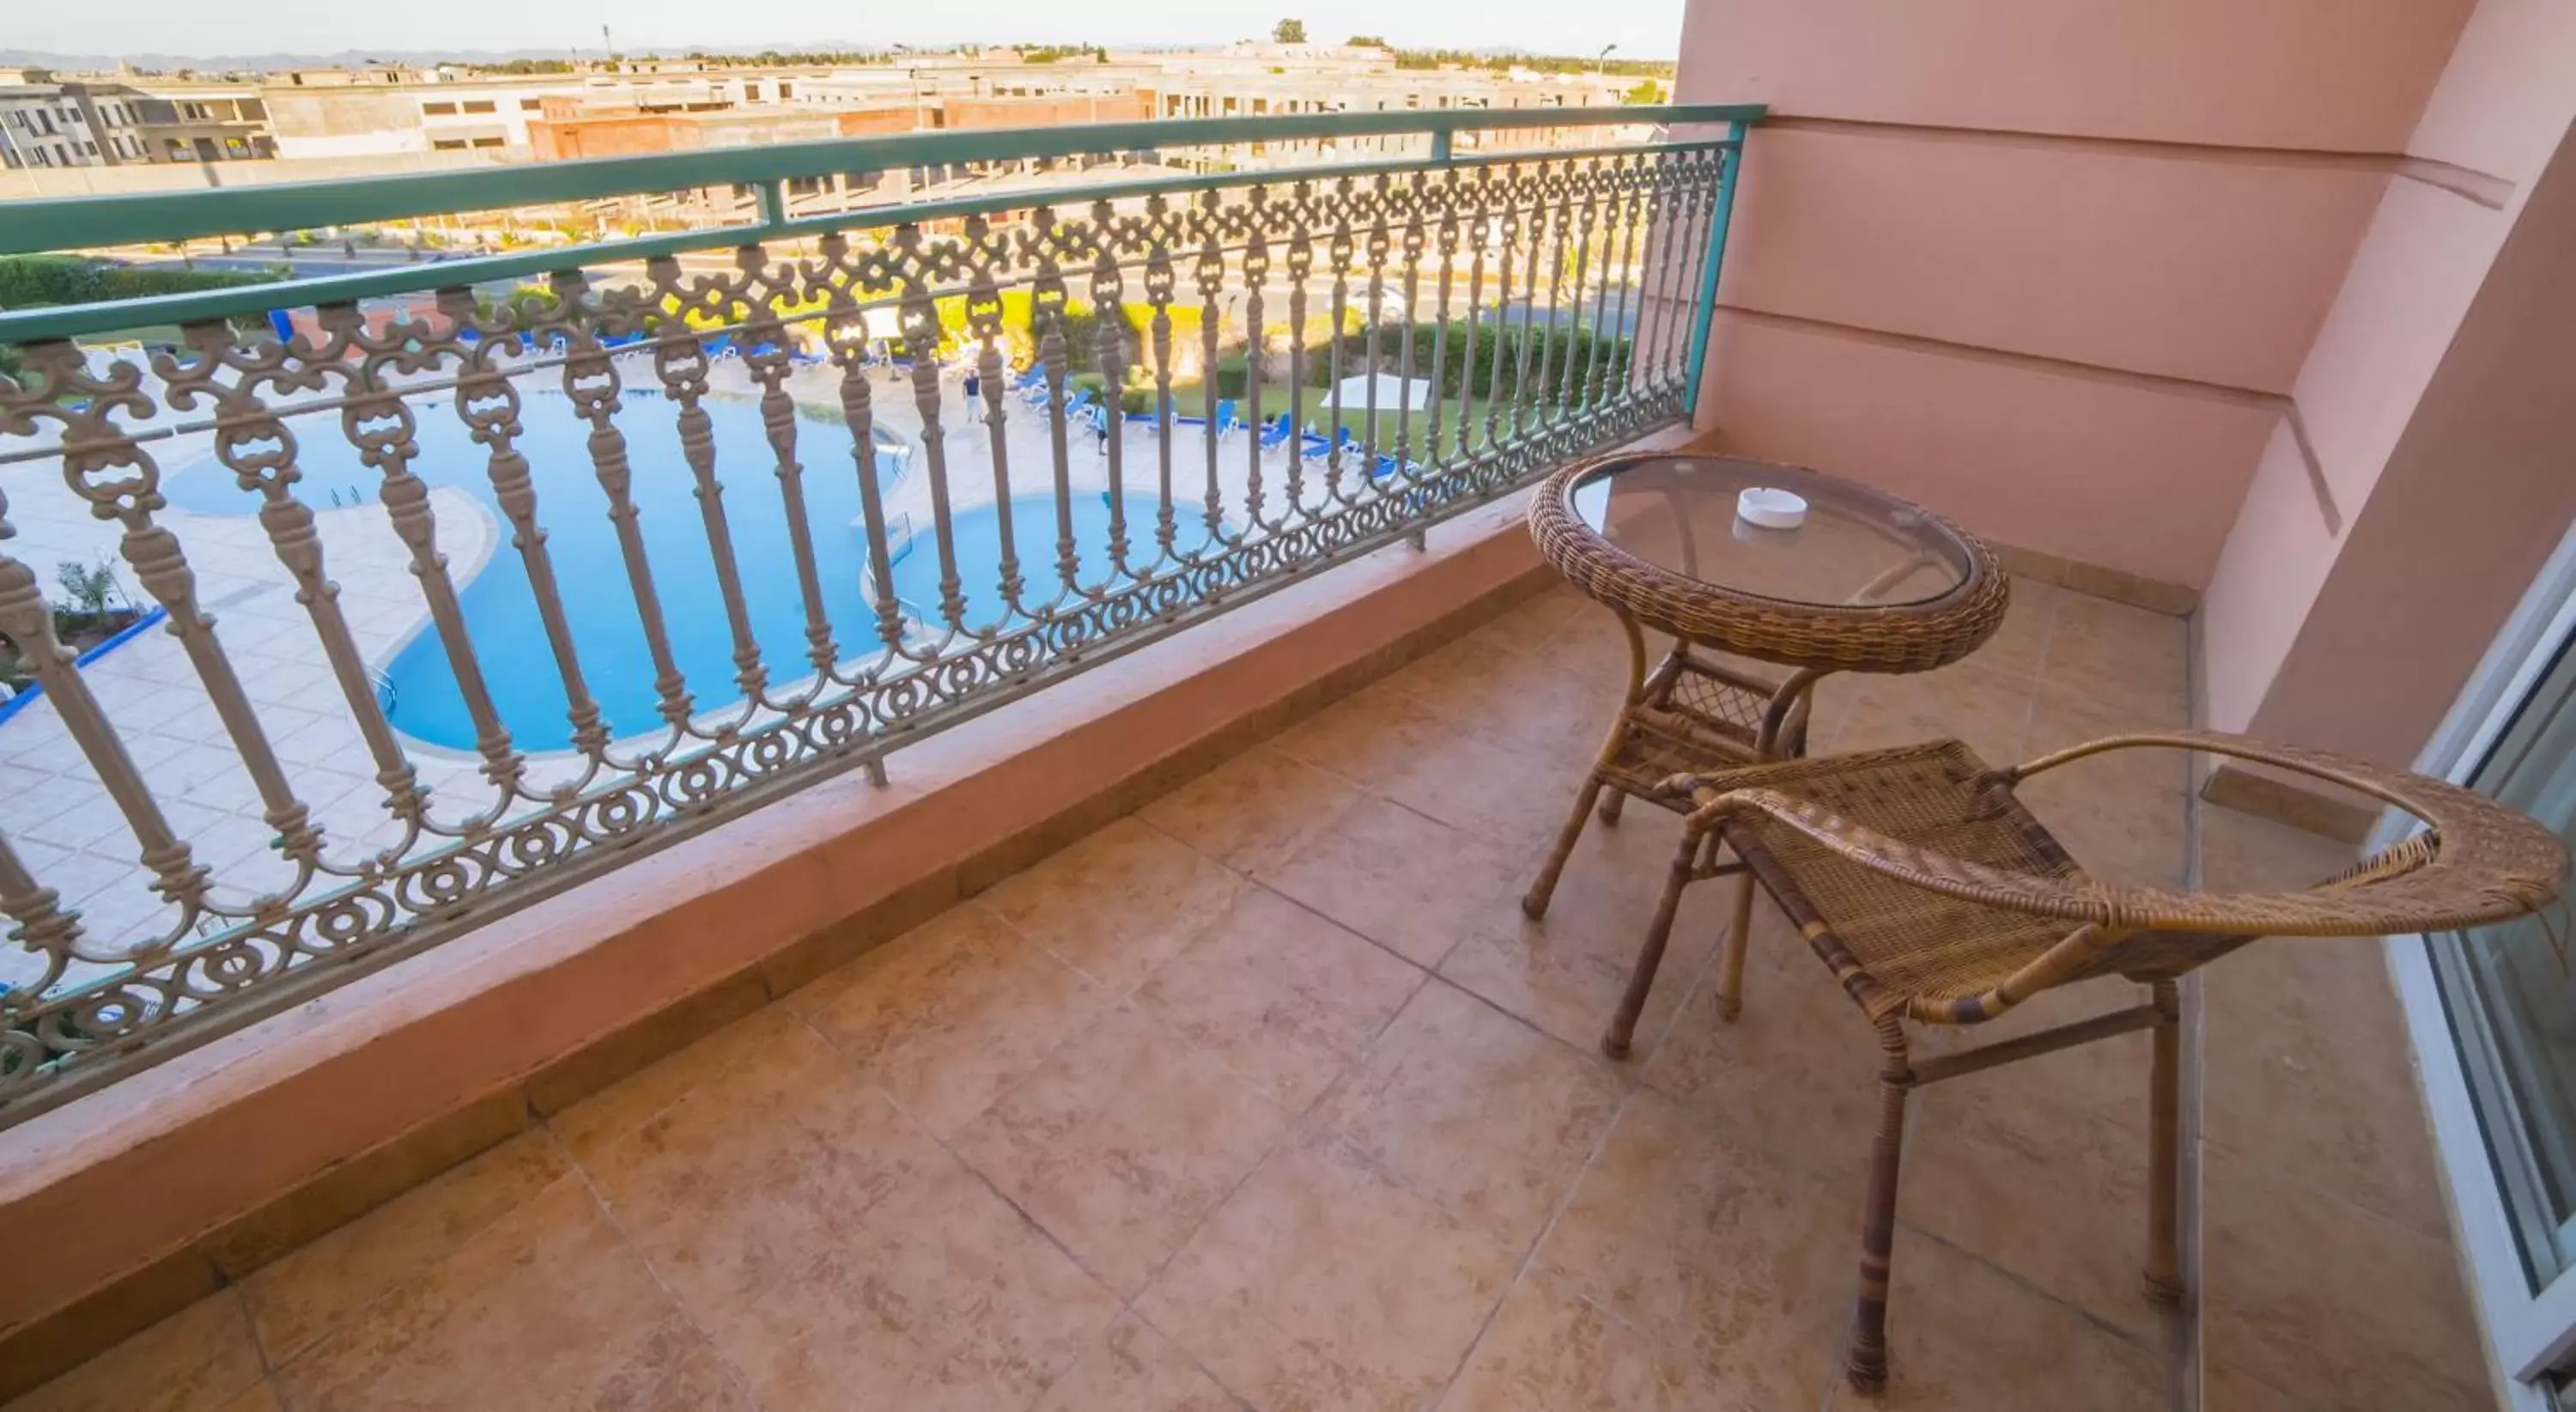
[0,423,1705,1396]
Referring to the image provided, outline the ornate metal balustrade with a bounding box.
[0,104,1758,1123]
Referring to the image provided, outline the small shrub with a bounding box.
[55,560,124,619]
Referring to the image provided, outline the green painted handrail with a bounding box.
[0,122,1754,345]
[1681,121,1748,420]
[0,104,1764,257]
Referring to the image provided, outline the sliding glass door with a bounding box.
[2397,527,2576,1407]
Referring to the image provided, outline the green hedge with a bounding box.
[0,254,288,309]
[475,283,561,327]
[1188,322,1634,405]
[1211,351,1250,398]
[1345,320,1633,403]
[1064,370,1160,417]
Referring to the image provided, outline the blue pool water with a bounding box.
[885,496,1215,642]
[161,388,1207,752]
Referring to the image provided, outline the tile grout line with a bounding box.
[548,1124,768,1412]
[1127,804,1457,984]
[1137,734,1761,1252]
[1893,1214,2184,1362]
[1425,1049,1644,1412]
[2006,583,2066,763]
[1134,764,1715,1091]
[973,829,1431,1130]
[233,1119,589,1396]
[225,1275,290,1412]
[999,774,1643,1410]
[1632,933,1855,1412]
[930,871,1360,1412]
[769,994,1136,1410]
[2175,595,2211,1412]
[1415,901,1771,1409]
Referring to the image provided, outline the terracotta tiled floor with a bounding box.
[4,576,2484,1411]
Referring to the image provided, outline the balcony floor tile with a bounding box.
[269,1178,703,1412]
[5,551,2495,1412]
[1302,977,1626,1253]
[1131,885,1423,1115]
[951,1005,1297,1298]
[1134,1142,1520,1412]
[1259,793,1523,968]
[790,904,1115,1139]
[1028,1315,1236,1412]
[3,1293,264,1412]
[981,818,1250,993]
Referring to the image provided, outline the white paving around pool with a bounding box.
[0,356,1476,999]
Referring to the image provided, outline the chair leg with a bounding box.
[1848,1018,1914,1394]
[1601,832,1698,1059]
[1522,776,1604,919]
[1714,869,1757,1021]
[1528,704,1638,917]
[1598,788,1628,825]
[2145,980,2184,1306]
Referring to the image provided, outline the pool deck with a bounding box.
[0,359,1479,996]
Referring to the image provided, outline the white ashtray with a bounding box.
[1736,486,1809,530]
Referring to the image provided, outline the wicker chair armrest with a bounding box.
[1669,727,2567,939]
[2006,728,2396,804]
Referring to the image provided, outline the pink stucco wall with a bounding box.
[1674,0,2471,152]
[2227,123,2576,764]
[2198,0,2576,758]
[1702,313,2279,589]
[1714,125,2391,395]
[1675,0,2476,592]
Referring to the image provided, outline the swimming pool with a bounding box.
[885,495,1217,635]
[160,386,1207,752]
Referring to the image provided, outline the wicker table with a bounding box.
[1519,452,2011,1011]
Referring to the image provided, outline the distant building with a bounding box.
[0,68,272,166]
[0,48,1649,200]
[0,72,98,168]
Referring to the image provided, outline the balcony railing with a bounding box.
[0,103,1759,1124]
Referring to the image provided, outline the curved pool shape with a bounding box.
[884,495,1218,642]
[160,389,1199,752]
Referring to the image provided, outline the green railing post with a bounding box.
[1680,119,1747,423]
[756,179,787,231]
[1431,128,1454,164]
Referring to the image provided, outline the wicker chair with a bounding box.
[1607,729,2567,1393]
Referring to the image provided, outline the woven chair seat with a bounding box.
[1696,740,2085,1019]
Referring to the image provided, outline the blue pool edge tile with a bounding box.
[0,605,170,730]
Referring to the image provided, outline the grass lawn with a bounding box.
[1089,379,1604,460]
[1285,389,1583,455]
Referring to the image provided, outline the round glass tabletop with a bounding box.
[1564,454,1973,609]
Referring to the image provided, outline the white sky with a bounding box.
[15,0,1686,63]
